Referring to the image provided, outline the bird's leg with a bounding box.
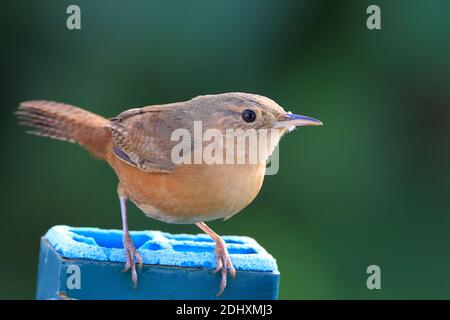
[118,190,142,288]
[196,222,236,296]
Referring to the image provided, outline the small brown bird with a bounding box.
[17,93,322,295]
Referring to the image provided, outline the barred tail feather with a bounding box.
[17,100,111,159]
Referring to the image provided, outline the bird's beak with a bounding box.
[274,112,323,128]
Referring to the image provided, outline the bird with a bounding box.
[16,92,322,295]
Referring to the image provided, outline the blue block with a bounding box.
[36,225,280,300]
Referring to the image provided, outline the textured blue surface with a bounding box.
[44,225,278,272]
[37,226,280,299]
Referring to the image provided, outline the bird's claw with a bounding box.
[122,235,142,289]
[214,239,236,296]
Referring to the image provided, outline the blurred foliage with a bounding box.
[0,0,449,299]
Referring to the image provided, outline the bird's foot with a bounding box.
[213,238,236,296]
[122,234,143,289]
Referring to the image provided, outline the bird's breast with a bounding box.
[107,149,266,224]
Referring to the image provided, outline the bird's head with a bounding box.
[182,92,322,163]
[190,92,322,133]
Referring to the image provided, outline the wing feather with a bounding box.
[106,106,180,173]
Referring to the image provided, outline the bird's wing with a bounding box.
[106,106,188,173]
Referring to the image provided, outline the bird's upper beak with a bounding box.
[274,112,323,128]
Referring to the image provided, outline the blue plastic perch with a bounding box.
[36,225,280,299]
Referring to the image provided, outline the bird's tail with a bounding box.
[17,100,112,159]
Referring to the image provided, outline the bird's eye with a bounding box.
[242,109,256,123]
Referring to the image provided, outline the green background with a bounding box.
[1,0,449,299]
